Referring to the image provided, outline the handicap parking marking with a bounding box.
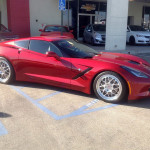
[58,100,118,120]
[11,85,119,120]
[0,121,8,136]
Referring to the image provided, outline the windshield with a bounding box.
[44,26,69,32]
[93,25,106,32]
[129,25,146,31]
[52,39,99,58]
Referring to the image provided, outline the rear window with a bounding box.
[44,26,68,32]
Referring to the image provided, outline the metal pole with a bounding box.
[61,10,63,35]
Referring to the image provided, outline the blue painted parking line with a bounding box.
[17,85,30,89]
[58,101,118,120]
[0,121,8,136]
[11,85,119,120]
[36,91,62,102]
[11,86,61,120]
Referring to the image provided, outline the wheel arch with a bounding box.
[129,35,136,41]
[0,56,16,80]
[90,70,129,97]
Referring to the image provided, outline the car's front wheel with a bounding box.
[129,36,136,45]
[0,57,14,84]
[93,71,128,103]
[91,38,95,46]
[83,36,86,43]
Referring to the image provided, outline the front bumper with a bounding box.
[136,37,150,44]
[94,37,105,44]
[128,78,150,100]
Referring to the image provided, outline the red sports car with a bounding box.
[0,36,150,103]
[39,25,74,38]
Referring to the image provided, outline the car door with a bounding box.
[16,39,71,88]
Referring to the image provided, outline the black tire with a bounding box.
[91,38,95,46]
[93,71,128,103]
[129,36,136,45]
[83,36,86,43]
[0,57,15,84]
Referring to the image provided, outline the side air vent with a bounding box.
[128,60,140,65]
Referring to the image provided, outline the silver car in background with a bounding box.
[83,24,106,45]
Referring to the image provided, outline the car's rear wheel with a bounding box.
[93,71,128,103]
[0,57,14,84]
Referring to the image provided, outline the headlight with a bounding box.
[136,35,144,37]
[121,66,149,78]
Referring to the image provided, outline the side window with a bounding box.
[49,43,63,57]
[15,40,29,49]
[29,40,50,54]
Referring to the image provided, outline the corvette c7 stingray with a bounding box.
[0,36,150,103]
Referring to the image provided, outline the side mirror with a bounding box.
[46,51,60,61]
[70,30,73,33]
[39,29,43,32]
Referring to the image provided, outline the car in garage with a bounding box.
[127,25,150,45]
[0,36,150,103]
[83,24,106,45]
[0,24,19,42]
[39,25,74,38]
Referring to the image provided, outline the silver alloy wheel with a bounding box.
[0,60,11,83]
[96,74,122,101]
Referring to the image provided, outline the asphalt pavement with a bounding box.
[0,45,150,150]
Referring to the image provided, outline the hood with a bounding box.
[95,31,106,35]
[92,52,150,74]
[132,31,150,36]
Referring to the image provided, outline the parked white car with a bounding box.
[127,25,150,45]
[83,24,106,45]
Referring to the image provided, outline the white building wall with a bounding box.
[0,0,8,27]
[128,1,150,25]
[29,0,61,36]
